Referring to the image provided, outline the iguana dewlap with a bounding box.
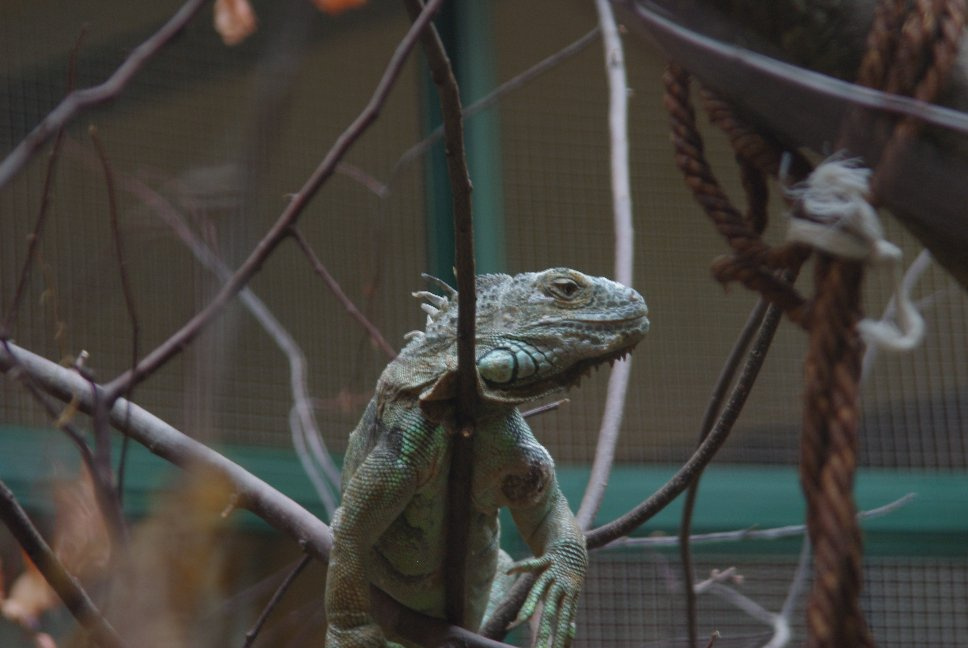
[324,268,649,647]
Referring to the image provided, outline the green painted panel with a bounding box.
[1,426,965,555]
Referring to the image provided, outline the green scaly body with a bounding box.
[324,268,649,647]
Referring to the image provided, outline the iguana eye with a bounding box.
[548,277,581,300]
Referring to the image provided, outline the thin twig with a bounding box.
[521,398,569,419]
[680,297,769,646]
[402,0,477,626]
[117,174,341,515]
[289,226,397,359]
[387,27,601,186]
[1,131,64,335]
[242,554,312,648]
[0,479,129,648]
[100,0,444,404]
[695,540,810,648]
[576,0,637,531]
[760,539,812,648]
[0,25,87,333]
[0,0,208,189]
[89,125,138,541]
[604,493,917,549]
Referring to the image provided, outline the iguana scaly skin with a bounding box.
[324,268,649,647]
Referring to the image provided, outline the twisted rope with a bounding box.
[663,2,964,646]
[662,65,810,319]
[800,4,963,647]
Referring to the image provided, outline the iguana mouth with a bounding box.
[552,340,642,391]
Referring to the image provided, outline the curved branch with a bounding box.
[585,301,784,549]
[576,0,637,530]
[0,0,209,190]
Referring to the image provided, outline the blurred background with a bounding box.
[1,1,966,646]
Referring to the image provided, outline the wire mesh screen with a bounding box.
[1,1,967,646]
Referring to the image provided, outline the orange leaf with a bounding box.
[214,0,257,46]
[1,553,57,629]
[312,0,367,16]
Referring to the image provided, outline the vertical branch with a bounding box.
[89,126,137,540]
[576,0,636,530]
[680,297,770,646]
[1,26,86,335]
[0,479,128,648]
[401,0,477,626]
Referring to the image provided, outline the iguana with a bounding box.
[324,268,649,647]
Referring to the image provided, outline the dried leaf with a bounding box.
[1,553,57,629]
[214,0,257,46]
[312,0,367,16]
[51,467,111,578]
[34,633,57,648]
[0,467,110,629]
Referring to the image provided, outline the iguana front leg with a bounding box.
[506,472,587,648]
[325,446,419,648]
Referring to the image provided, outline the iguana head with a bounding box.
[386,268,649,412]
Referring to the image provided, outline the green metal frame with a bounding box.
[1,425,964,558]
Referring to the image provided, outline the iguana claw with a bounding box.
[509,540,587,648]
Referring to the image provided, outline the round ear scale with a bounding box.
[477,348,516,384]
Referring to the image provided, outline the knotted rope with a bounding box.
[663,2,964,646]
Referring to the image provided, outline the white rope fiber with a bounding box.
[786,157,925,351]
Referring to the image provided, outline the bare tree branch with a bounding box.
[242,553,312,648]
[100,0,445,404]
[0,26,87,334]
[680,297,769,646]
[576,0,637,530]
[585,300,785,550]
[115,176,342,515]
[0,0,209,190]
[0,340,516,648]
[289,226,397,360]
[388,27,601,186]
[603,493,916,549]
[88,125,137,546]
[521,398,569,420]
[0,478,129,648]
